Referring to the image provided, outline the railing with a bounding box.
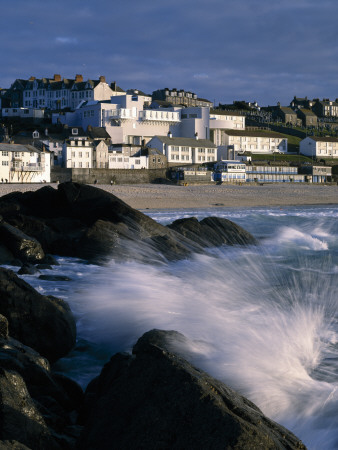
[104,109,136,119]
[11,164,44,172]
[139,110,180,122]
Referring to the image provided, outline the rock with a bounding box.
[0,222,45,263]
[168,216,257,247]
[78,329,306,450]
[0,243,16,265]
[0,182,256,263]
[38,275,72,282]
[0,314,8,339]
[0,268,76,363]
[0,440,31,449]
[0,333,83,449]
[17,263,40,275]
[36,264,53,270]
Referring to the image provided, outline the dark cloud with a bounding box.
[1,0,338,106]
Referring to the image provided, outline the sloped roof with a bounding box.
[307,136,338,142]
[87,127,111,139]
[223,129,287,138]
[0,143,40,153]
[210,109,245,117]
[153,135,217,148]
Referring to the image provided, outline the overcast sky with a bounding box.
[1,0,338,107]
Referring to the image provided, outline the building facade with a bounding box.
[0,143,51,182]
[300,136,338,158]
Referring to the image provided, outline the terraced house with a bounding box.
[5,75,124,111]
[220,130,288,158]
[147,134,217,166]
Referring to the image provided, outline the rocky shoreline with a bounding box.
[0,182,306,449]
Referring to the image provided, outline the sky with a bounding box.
[1,0,338,107]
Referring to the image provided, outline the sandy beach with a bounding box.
[0,182,337,210]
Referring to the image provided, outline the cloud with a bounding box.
[55,37,78,45]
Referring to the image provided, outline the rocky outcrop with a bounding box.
[78,329,306,450]
[0,268,76,363]
[168,216,257,247]
[0,182,256,264]
[0,315,82,450]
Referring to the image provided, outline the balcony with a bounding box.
[139,110,180,123]
[104,108,137,120]
[11,164,44,172]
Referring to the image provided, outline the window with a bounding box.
[2,151,8,156]
[79,152,82,157]
[135,159,140,164]
[2,161,8,166]
[86,152,90,158]
[79,162,82,168]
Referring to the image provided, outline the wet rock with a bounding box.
[38,275,72,282]
[168,216,257,247]
[17,263,40,275]
[36,264,53,270]
[0,334,83,449]
[78,329,306,450]
[0,222,45,263]
[0,268,76,363]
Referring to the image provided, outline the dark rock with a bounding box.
[36,264,53,270]
[0,222,45,263]
[0,440,31,449]
[0,314,8,339]
[0,268,76,363]
[0,182,256,263]
[38,275,72,282]
[41,254,60,266]
[0,334,83,449]
[17,263,40,275]
[168,216,257,247]
[0,243,16,265]
[78,329,306,450]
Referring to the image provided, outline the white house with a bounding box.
[0,143,51,183]
[147,134,217,165]
[300,136,338,159]
[218,130,288,159]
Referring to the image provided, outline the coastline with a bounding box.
[0,182,337,210]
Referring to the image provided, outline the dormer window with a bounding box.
[32,130,39,138]
[72,128,78,135]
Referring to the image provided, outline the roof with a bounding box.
[0,143,40,153]
[153,135,217,148]
[279,107,297,115]
[133,147,165,157]
[307,136,338,143]
[126,89,151,97]
[87,127,111,139]
[197,97,213,104]
[223,129,287,138]
[210,109,245,117]
[298,108,317,117]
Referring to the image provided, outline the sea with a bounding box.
[13,204,338,450]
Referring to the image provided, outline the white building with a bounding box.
[300,136,338,159]
[62,128,97,169]
[147,135,217,165]
[218,130,288,159]
[213,160,246,182]
[0,143,51,183]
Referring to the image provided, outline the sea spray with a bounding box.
[21,204,338,449]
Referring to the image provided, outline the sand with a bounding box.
[0,182,337,210]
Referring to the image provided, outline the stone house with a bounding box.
[296,109,318,128]
[152,88,213,108]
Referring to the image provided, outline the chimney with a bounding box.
[53,74,61,82]
[195,132,199,140]
[75,74,83,83]
[168,131,172,139]
[99,76,106,83]
[29,76,36,81]
[111,81,117,91]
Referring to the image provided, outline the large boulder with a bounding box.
[78,329,305,450]
[0,183,257,263]
[0,319,83,449]
[0,268,76,363]
[168,216,257,247]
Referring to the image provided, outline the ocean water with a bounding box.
[17,204,338,450]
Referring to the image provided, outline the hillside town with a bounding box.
[0,74,337,184]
